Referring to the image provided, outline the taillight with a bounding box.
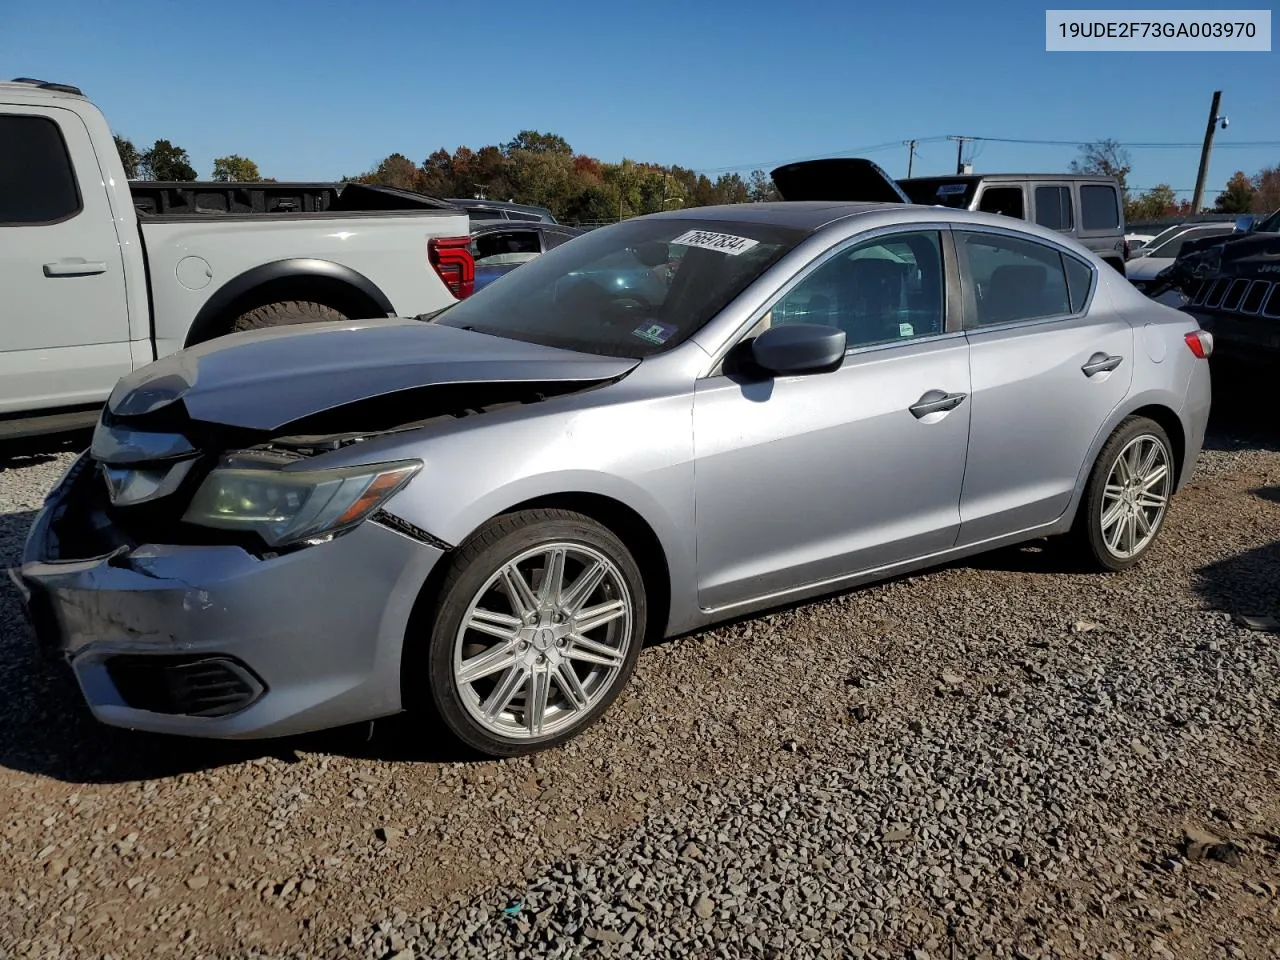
[1184,329,1213,359]
[428,236,475,299]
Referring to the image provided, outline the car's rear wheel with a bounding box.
[1072,416,1174,571]
[417,509,646,756]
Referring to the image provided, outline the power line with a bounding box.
[693,134,1280,175]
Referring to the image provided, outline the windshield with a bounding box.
[434,217,805,357]
[898,178,979,208]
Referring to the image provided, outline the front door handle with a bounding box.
[909,390,967,419]
[1081,352,1123,376]
[43,260,108,277]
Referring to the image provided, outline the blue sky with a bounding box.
[5,0,1277,198]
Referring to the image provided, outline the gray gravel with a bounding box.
[1,407,1278,960]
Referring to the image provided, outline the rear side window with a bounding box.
[0,114,82,224]
[1063,255,1094,312]
[1080,185,1120,231]
[977,186,1025,219]
[1034,186,1074,231]
[960,231,1072,326]
[544,229,579,250]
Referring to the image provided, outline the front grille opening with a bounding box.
[1263,284,1280,319]
[1190,278,1211,305]
[1241,281,1270,315]
[104,654,266,718]
[1204,277,1231,308]
[1220,278,1250,312]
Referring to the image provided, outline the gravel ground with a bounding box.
[0,389,1277,960]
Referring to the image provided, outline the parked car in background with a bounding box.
[471,221,585,291]
[1125,232,1155,252]
[15,194,1211,756]
[770,160,1129,274]
[448,198,558,223]
[1126,223,1235,297]
[1170,209,1280,367]
[0,78,474,438]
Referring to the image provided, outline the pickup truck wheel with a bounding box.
[231,300,348,333]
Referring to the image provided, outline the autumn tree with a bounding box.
[211,154,262,182]
[1214,171,1255,213]
[1125,184,1176,221]
[113,135,141,179]
[140,139,197,181]
[368,153,421,191]
[503,130,572,156]
[748,169,779,202]
[1249,165,1280,213]
[1070,139,1132,196]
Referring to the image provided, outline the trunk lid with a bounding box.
[770,158,912,204]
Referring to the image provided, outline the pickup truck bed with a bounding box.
[1,78,475,435]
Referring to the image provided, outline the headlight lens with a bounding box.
[182,455,421,547]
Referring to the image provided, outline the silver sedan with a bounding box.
[13,201,1212,756]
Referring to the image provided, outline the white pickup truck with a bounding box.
[1,77,475,438]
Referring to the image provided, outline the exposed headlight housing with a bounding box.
[182,453,421,547]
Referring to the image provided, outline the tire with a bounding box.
[230,300,347,334]
[1070,416,1175,572]
[413,509,647,757]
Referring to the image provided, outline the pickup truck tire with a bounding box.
[231,300,348,333]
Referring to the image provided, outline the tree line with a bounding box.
[112,129,1276,225]
[113,135,264,183]
[1068,138,1279,221]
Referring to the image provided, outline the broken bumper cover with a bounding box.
[12,481,445,739]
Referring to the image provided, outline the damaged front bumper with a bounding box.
[11,455,445,739]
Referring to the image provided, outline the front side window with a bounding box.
[1034,186,1074,231]
[1080,185,1120,231]
[960,231,1072,326]
[0,114,81,224]
[436,217,804,357]
[763,231,946,349]
[977,186,1025,219]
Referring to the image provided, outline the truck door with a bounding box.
[0,105,132,414]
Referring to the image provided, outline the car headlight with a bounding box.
[182,454,421,547]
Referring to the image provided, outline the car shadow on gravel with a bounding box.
[1193,526,1280,623]
[0,429,92,469]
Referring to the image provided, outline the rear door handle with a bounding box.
[1081,352,1123,376]
[909,390,967,419]
[43,260,108,277]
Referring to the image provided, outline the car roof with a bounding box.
[902,173,1121,183]
[449,198,554,214]
[649,201,1112,250]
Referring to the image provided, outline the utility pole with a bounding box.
[904,139,918,178]
[947,136,974,174]
[1190,90,1224,215]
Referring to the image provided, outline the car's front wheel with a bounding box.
[1072,416,1175,571]
[416,509,647,756]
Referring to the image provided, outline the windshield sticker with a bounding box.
[671,229,760,256]
[632,321,678,345]
[936,184,967,197]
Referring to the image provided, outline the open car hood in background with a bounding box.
[770,158,912,204]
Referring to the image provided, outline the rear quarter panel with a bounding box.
[139,211,469,356]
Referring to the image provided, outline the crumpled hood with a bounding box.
[107,318,639,431]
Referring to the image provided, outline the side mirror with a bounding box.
[1234,214,1256,233]
[751,323,846,375]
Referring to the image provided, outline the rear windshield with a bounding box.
[435,218,806,357]
[898,178,979,208]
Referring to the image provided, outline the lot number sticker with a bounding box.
[671,230,760,256]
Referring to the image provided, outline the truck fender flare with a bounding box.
[185,259,396,346]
